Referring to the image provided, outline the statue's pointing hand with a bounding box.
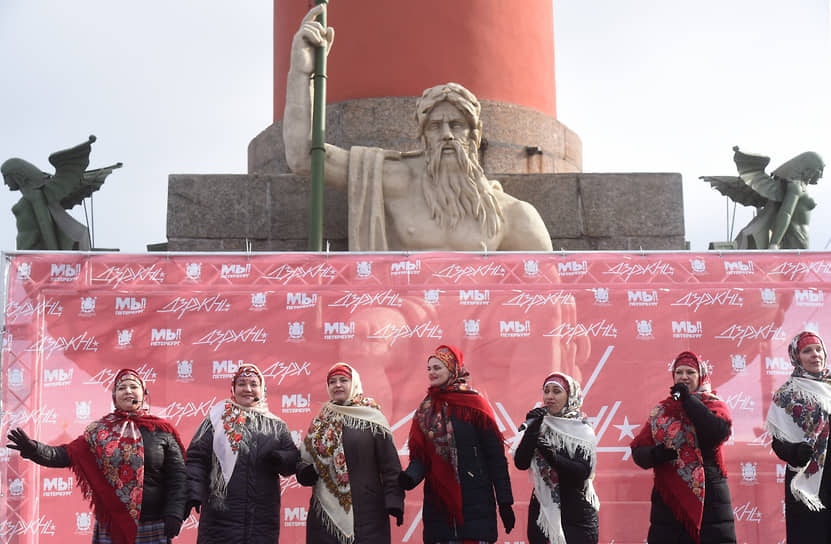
[292,4,334,76]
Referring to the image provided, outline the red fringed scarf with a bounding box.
[64,409,185,544]
[631,392,730,543]
[408,386,502,524]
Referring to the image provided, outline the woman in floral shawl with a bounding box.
[297,362,404,544]
[513,372,599,544]
[630,352,736,544]
[184,363,299,544]
[766,331,831,541]
[6,368,187,544]
[399,344,515,543]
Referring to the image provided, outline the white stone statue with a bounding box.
[283,5,553,252]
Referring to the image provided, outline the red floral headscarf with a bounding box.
[230,363,266,405]
[408,345,502,523]
[327,362,353,382]
[111,369,146,407]
[672,351,713,393]
[631,352,731,543]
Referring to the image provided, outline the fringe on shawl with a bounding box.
[790,478,827,511]
[653,465,702,543]
[337,411,392,438]
[536,508,567,544]
[65,437,137,544]
[539,423,600,510]
[310,495,355,544]
[540,427,595,467]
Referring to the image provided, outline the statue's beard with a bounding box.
[423,140,503,238]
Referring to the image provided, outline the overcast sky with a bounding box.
[1,1,829,255]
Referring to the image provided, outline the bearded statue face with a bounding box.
[419,100,503,238]
[422,101,473,159]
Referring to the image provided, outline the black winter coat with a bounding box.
[514,424,598,544]
[297,425,404,544]
[772,436,831,542]
[402,415,514,543]
[632,394,736,544]
[185,410,299,544]
[29,427,186,522]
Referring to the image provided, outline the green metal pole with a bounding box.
[308,0,328,251]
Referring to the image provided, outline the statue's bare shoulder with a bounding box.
[493,189,553,251]
[380,151,424,198]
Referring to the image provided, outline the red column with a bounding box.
[274,0,557,121]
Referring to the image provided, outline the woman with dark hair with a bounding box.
[6,368,187,544]
[184,363,299,544]
[766,331,831,541]
[297,362,404,543]
[399,344,515,543]
[513,372,599,543]
[630,352,736,543]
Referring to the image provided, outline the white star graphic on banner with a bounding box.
[614,416,638,440]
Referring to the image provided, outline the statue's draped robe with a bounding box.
[347,146,397,251]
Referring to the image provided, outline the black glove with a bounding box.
[651,444,678,465]
[387,507,404,526]
[523,406,547,433]
[499,504,515,534]
[184,500,201,517]
[537,436,557,467]
[298,463,319,485]
[398,470,417,491]
[6,427,37,459]
[670,382,691,402]
[164,516,182,539]
[525,406,548,422]
[795,442,814,466]
[268,448,285,468]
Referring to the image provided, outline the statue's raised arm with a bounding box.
[283,4,348,188]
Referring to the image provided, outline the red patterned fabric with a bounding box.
[408,345,502,524]
[64,410,184,544]
[9,252,831,543]
[431,345,462,374]
[326,362,353,381]
[631,367,731,544]
[797,333,823,353]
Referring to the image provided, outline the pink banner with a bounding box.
[2,251,829,544]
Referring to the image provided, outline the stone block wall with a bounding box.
[166,172,684,251]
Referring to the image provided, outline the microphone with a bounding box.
[132,399,139,406]
[672,391,681,401]
[253,397,260,403]
[518,417,537,432]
